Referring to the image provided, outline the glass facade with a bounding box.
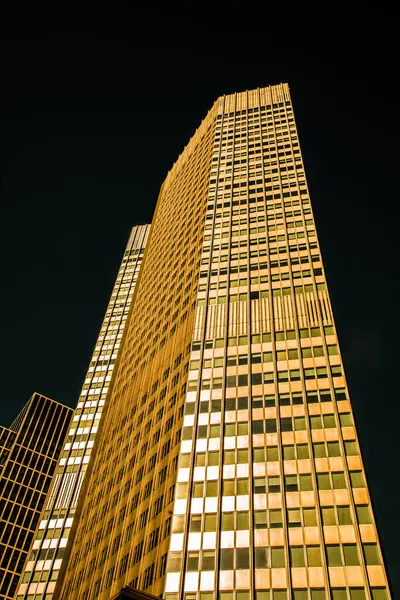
[56,84,390,600]
[16,225,150,599]
[0,393,72,599]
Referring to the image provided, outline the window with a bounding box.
[371,590,389,600]
[303,508,317,526]
[255,511,268,529]
[288,508,301,528]
[340,413,353,427]
[268,476,280,492]
[142,563,155,589]
[236,548,249,569]
[356,505,372,524]
[349,590,366,600]
[255,547,268,568]
[327,545,342,566]
[271,547,285,567]
[307,546,322,566]
[338,506,352,525]
[322,507,336,526]
[343,544,359,565]
[300,475,313,491]
[363,544,381,565]
[317,474,331,490]
[350,471,365,488]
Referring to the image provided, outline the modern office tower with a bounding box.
[0,393,72,600]
[57,84,391,600]
[16,225,150,600]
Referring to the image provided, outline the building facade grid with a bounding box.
[52,84,390,600]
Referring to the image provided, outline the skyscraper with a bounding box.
[16,225,150,600]
[0,393,72,600]
[61,84,391,600]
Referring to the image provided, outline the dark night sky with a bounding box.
[0,17,399,595]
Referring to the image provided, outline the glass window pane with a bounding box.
[327,545,342,566]
[300,475,313,491]
[350,471,365,488]
[237,479,249,495]
[290,547,305,567]
[297,444,309,459]
[343,545,360,565]
[356,506,372,524]
[283,445,295,460]
[307,546,322,566]
[311,592,326,600]
[221,514,234,531]
[237,512,249,530]
[337,506,352,525]
[371,590,389,600]
[220,549,234,570]
[205,515,216,532]
[332,473,346,489]
[223,481,235,496]
[317,474,331,490]
[314,443,326,458]
[271,547,285,567]
[293,592,308,600]
[322,507,336,526]
[255,547,268,568]
[236,548,249,569]
[256,593,270,600]
[267,447,279,461]
[363,544,381,565]
[303,508,317,526]
[349,590,366,600]
[254,511,268,529]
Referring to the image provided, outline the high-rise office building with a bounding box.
[0,393,72,600]
[16,225,150,599]
[59,84,389,600]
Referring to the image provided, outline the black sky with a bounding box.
[0,16,399,594]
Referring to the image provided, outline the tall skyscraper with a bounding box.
[0,393,72,600]
[16,225,150,600]
[59,84,391,600]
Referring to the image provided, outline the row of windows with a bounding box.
[179,437,355,468]
[175,469,365,499]
[192,345,337,369]
[168,542,381,571]
[164,589,388,600]
[187,366,342,391]
[191,327,335,352]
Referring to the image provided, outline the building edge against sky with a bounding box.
[58,84,391,599]
[0,393,72,599]
[16,225,150,599]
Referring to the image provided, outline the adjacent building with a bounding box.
[0,393,72,600]
[37,84,392,600]
[16,225,150,599]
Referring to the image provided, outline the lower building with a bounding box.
[0,393,72,599]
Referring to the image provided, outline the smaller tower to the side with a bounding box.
[0,393,73,600]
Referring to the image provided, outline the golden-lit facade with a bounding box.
[58,84,391,600]
[0,393,72,600]
[16,226,149,600]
